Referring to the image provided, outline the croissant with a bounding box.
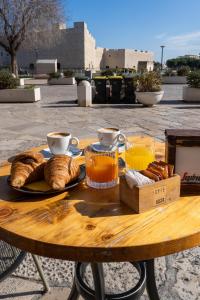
[44,155,80,190]
[10,151,46,188]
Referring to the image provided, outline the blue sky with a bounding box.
[63,0,200,62]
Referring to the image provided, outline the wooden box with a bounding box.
[165,129,200,195]
[120,174,181,213]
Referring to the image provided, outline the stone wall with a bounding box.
[0,22,154,72]
[125,49,154,70]
[84,24,97,69]
[95,47,105,70]
[17,22,86,70]
[103,49,125,69]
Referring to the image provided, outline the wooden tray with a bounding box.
[120,174,181,213]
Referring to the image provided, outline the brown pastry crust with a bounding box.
[10,151,46,188]
[44,155,80,190]
[149,162,168,179]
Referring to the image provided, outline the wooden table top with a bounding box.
[0,136,199,262]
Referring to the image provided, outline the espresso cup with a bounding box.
[47,132,79,155]
[97,127,126,147]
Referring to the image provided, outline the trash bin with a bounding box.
[93,77,107,103]
[109,76,123,103]
[124,76,137,103]
[77,80,92,107]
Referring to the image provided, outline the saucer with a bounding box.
[41,146,82,159]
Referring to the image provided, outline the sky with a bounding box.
[63,0,200,62]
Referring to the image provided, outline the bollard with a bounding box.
[77,80,92,107]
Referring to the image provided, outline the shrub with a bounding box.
[187,71,200,88]
[137,71,162,92]
[0,70,18,89]
[49,72,60,79]
[177,66,190,76]
[63,70,74,78]
[163,69,176,77]
[93,76,107,80]
[108,76,123,80]
[101,69,114,76]
[75,76,91,84]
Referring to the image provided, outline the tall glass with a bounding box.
[125,140,155,171]
[85,145,118,189]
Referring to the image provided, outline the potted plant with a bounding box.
[136,71,164,106]
[183,71,200,102]
[0,70,40,103]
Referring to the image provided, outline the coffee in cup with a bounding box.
[97,128,126,147]
[47,132,79,155]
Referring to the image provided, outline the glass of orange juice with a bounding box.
[125,140,155,171]
[85,145,118,189]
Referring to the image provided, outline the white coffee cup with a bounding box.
[47,132,79,155]
[97,128,126,147]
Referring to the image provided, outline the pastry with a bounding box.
[44,155,80,190]
[10,151,46,188]
[140,169,160,182]
[140,161,174,183]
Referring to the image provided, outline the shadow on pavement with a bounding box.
[176,105,200,109]
[160,100,184,105]
[0,290,43,299]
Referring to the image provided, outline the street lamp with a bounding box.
[160,45,165,70]
[34,48,39,60]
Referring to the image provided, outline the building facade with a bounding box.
[0,22,154,71]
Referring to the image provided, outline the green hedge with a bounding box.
[0,70,18,89]
[187,71,200,88]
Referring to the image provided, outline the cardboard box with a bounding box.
[120,174,181,213]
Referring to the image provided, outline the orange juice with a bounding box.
[125,145,155,170]
[86,155,118,183]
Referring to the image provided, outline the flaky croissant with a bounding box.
[44,155,80,190]
[10,151,46,188]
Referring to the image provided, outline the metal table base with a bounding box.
[68,260,159,300]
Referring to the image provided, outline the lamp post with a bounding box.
[34,48,38,60]
[160,45,165,70]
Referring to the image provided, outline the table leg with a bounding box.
[75,262,146,299]
[145,259,160,300]
[31,254,50,293]
[91,263,105,300]
[68,276,79,300]
[68,262,88,300]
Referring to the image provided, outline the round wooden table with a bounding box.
[0,136,199,299]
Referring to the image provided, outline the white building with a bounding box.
[0,22,154,72]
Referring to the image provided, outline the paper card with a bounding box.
[176,146,200,183]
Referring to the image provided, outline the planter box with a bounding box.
[48,77,76,85]
[120,174,181,213]
[183,87,200,102]
[136,91,164,106]
[162,76,187,84]
[0,87,41,103]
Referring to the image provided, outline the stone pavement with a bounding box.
[0,84,199,299]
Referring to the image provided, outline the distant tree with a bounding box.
[166,57,200,70]
[0,0,64,76]
[153,61,161,71]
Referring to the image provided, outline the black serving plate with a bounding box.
[7,164,86,195]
